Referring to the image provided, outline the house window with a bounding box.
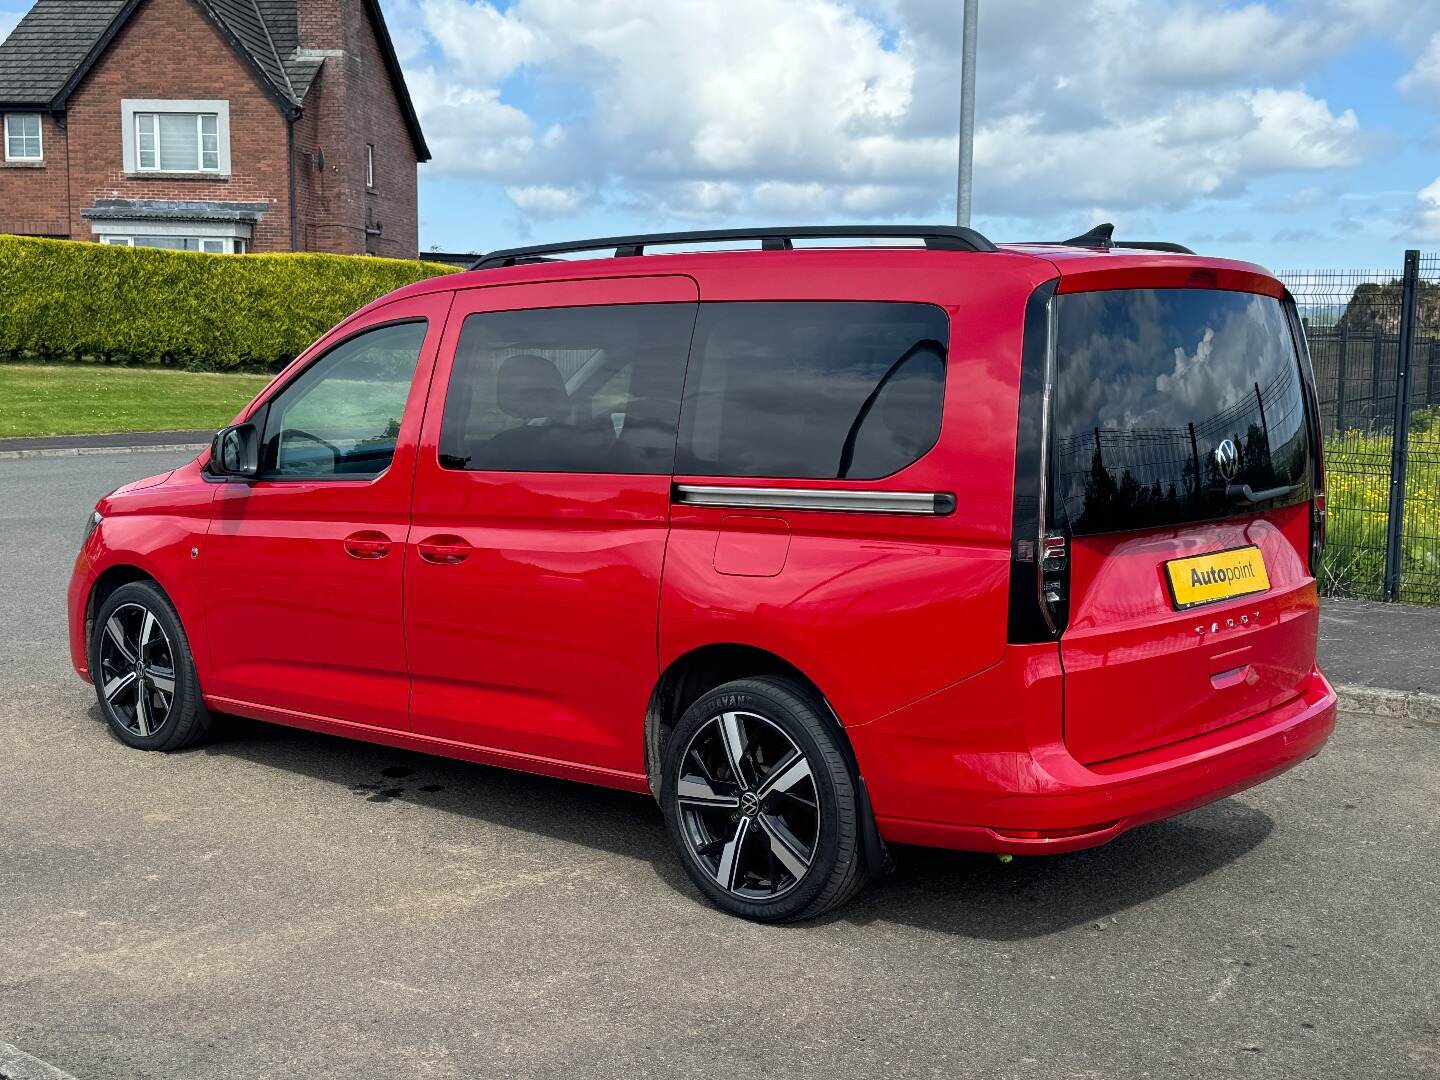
[136,113,219,172]
[4,113,42,162]
[101,235,246,253]
[366,144,375,189]
[120,100,231,175]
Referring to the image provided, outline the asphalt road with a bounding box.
[2,450,1437,1080]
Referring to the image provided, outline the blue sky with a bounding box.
[4,0,1440,269]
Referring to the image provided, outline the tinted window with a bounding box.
[677,302,948,480]
[261,320,426,478]
[1053,289,1311,535]
[438,303,694,474]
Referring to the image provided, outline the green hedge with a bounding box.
[0,235,460,371]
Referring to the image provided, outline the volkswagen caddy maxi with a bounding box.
[69,224,1336,921]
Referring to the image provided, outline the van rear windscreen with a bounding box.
[1052,289,1310,535]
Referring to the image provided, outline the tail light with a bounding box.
[1311,490,1326,577]
[1308,375,1326,578]
[1040,533,1069,627]
[1007,279,1066,643]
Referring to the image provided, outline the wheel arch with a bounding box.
[644,642,890,873]
[86,564,161,637]
[644,644,828,790]
[84,563,201,676]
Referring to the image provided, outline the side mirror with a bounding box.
[210,423,260,479]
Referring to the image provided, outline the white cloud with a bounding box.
[1127,2,1361,87]
[973,90,1360,215]
[422,0,549,84]
[0,10,23,41]
[1416,177,1440,241]
[1398,33,1440,100]
[505,184,582,216]
[395,0,1379,226]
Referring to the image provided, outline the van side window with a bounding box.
[437,303,695,475]
[677,302,948,480]
[260,320,427,479]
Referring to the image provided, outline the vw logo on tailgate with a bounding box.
[1214,438,1240,481]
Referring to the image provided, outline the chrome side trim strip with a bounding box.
[673,484,954,515]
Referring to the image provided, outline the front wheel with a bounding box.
[660,676,869,922]
[90,581,212,751]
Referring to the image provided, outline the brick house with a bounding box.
[0,0,429,257]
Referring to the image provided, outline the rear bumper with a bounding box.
[854,649,1336,855]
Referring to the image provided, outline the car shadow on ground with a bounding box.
[90,706,1274,940]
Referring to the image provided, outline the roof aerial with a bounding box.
[1024,222,1196,255]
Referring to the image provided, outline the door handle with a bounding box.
[343,531,392,560]
[417,534,472,565]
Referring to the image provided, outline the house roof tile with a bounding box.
[0,0,130,107]
[0,0,426,158]
[198,0,295,101]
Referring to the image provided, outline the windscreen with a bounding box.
[1052,288,1311,535]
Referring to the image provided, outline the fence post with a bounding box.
[1334,330,1348,431]
[1383,250,1421,601]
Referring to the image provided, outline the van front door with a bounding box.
[204,295,449,730]
[404,276,697,782]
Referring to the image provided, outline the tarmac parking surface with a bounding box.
[2,451,1436,1080]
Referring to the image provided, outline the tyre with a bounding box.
[660,676,869,922]
[90,580,212,751]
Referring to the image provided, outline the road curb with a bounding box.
[0,443,206,461]
[1335,684,1440,725]
[0,1041,81,1080]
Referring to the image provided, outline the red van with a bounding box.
[69,224,1336,922]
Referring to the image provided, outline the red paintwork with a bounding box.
[712,516,791,577]
[1008,245,1286,298]
[68,458,216,681]
[1061,503,1318,765]
[850,643,1333,855]
[203,291,452,731]
[404,275,696,776]
[67,242,1336,853]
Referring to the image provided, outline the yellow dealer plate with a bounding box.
[1165,545,1271,610]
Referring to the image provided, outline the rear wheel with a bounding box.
[90,581,212,751]
[660,676,868,921]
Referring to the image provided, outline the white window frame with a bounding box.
[90,219,251,253]
[120,99,231,176]
[366,143,375,189]
[99,235,245,253]
[4,113,43,162]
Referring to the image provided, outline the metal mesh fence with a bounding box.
[1404,253,1440,603]
[1279,254,1440,603]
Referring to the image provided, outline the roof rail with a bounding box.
[471,224,998,269]
[1040,222,1195,255]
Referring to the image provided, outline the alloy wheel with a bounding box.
[675,710,821,900]
[97,602,177,738]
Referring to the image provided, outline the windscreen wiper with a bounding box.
[1225,482,1302,505]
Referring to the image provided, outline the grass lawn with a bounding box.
[0,364,271,438]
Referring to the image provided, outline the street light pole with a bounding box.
[956,0,979,227]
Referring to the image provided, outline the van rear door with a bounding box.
[1050,285,1318,765]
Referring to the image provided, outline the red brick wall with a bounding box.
[0,113,72,237]
[294,0,420,257]
[0,0,420,256]
[63,0,294,251]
